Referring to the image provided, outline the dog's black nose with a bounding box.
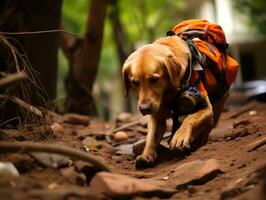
[138,103,153,115]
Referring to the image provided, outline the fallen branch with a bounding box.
[0,71,27,87]
[246,136,266,152]
[229,105,253,119]
[0,94,43,117]
[104,118,147,135]
[0,141,110,172]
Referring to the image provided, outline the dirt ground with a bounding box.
[0,100,266,200]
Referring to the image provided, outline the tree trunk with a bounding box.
[0,0,62,126]
[74,0,108,93]
[62,0,108,115]
[0,0,62,104]
[21,0,62,103]
[109,0,134,112]
[109,0,134,64]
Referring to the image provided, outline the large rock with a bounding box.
[90,172,176,198]
[170,159,223,189]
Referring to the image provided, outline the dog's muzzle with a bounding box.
[138,102,153,115]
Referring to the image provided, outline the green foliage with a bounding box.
[234,0,266,35]
[60,0,188,79]
[60,0,186,81]
[62,0,89,34]
[118,0,186,43]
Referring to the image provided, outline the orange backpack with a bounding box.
[168,19,239,102]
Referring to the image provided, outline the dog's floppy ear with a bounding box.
[163,54,186,89]
[122,64,131,97]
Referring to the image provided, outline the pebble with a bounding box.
[0,162,19,176]
[116,113,132,123]
[50,123,64,134]
[132,139,146,155]
[114,131,128,141]
[248,110,257,116]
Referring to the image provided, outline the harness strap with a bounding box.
[166,30,229,103]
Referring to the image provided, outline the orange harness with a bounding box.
[169,19,239,103]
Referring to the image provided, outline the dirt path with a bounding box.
[0,101,266,200]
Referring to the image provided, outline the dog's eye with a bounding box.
[131,79,139,87]
[148,76,159,84]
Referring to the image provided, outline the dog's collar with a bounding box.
[166,31,205,89]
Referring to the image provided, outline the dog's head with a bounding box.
[122,36,190,115]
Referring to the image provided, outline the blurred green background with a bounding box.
[58,0,266,119]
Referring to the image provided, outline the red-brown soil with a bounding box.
[0,101,266,200]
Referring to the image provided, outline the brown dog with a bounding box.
[122,33,236,168]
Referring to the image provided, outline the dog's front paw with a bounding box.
[135,151,157,169]
[169,127,193,151]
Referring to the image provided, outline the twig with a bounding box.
[1,30,79,37]
[246,136,266,152]
[0,33,20,71]
[105,118,147,135]
[0,141,110,172]
[0,94,43,117]
[0,116,21,128]
[229,105,253,119]
[0,71,27,87]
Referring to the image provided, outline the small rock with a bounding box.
[233,120,250,128]
[48,182,58,189]
[50,123,64,134]
[114,131,128,141]
[249,110,257,116]
[115,144,133,155]
[31,152,72,168]
[170,159,223,189]
[132,138,146,155]
[90,172,176,198]
[63,113,90,126]
[246,136,266,152]
[0,162,19,176]
[82,137,103,152]
[82,137,97,145]
[116,112,132,123]
[226,137,231,141]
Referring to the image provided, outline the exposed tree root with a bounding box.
[0,71,27,87]
[0,141,110,172]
